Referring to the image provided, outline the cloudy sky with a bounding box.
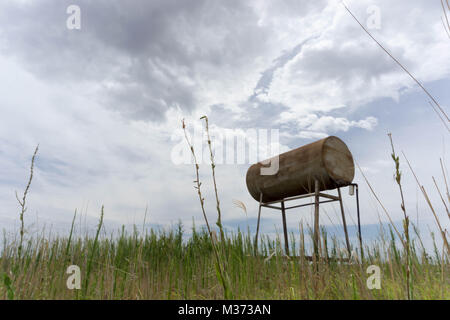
[0,0,449,245]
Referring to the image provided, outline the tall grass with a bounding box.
[388,133,412,299]
[0,222,447,300]
[441,0,450,39]
[15,145,38,257]
[181,118,233,299]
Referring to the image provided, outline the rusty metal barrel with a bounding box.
[246,136,355,203]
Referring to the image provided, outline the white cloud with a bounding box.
[308,116,378,132]
[278,113,377,134]
[261,0,450,129]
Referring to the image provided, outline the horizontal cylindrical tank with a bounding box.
[246,136,355,203]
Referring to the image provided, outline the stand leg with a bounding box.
[254,193,263,255]
[313,179,320,261]
[281,201,289,256]
[338,188,352,255]
[355,184,363,260]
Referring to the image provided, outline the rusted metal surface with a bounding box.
[246,136,355,202]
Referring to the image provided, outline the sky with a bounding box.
[0,0,449,248]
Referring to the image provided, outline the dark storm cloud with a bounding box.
[0,0,275,121]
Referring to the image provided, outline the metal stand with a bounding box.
[351,183,363,260]
[254,180,361,259]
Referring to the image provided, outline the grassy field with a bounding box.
[0,218,448,300]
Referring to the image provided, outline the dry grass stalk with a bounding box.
[15,145,39,257]
[388,133,412,299]
[233,199,247,216]
[181,119,233,299]
[356,162,405,247]
[82,205,104,298]
[432,177,450,220]
[342,2,450,131]
[200,115,225,243]
[441,0,450,39]
[439,158,450,207]
[402,151,450,257]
